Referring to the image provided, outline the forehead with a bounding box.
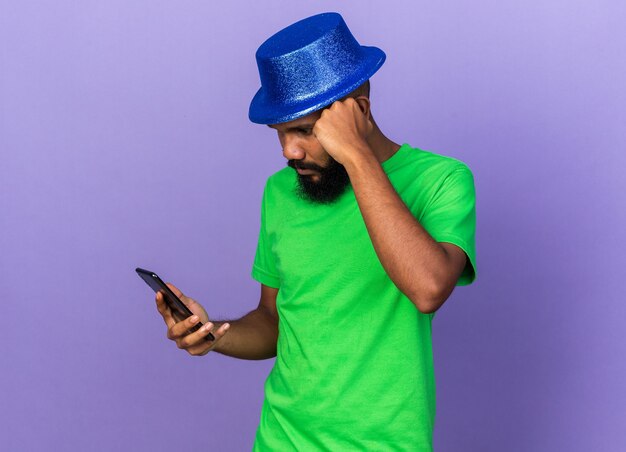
[267,110,322,131]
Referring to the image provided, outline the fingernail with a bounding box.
[190,315,199,323]
[203,323,213,331]
[223,323,230,331]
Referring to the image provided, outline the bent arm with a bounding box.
[211,284,279,360]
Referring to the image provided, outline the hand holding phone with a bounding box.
[136,268,230,354]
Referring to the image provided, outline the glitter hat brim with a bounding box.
[249,46,386,125]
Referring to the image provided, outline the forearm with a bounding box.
[345,151,448,312]
[211,307,278,360]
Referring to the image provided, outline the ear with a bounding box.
[353,95,371,119]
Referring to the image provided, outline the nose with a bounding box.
[281,135,306,161]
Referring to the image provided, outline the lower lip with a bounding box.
[296,168,316,175]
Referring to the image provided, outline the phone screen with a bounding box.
[136,267,215,341]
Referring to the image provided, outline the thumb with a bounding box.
[166,282,190,305]
[165,282,182,297]
[166,282,201,311]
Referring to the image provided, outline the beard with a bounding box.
[287,156,351,204]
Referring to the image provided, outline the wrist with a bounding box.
[343,146,379,175]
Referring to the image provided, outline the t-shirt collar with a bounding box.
[381,143,412,173]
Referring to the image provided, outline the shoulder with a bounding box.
[400,144,474,188]
[263,166,295,194]
[392,145,476,213]
[418,147,473,177]
[259,166,298,211]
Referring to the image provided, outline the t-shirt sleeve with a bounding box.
[251,181,281,288]
[420,165,477,286]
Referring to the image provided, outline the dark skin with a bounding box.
[267,95,400,182]
[156,282,279,359]
[267,95,466,312]
[155,286,230,356]
[155,93,468,357]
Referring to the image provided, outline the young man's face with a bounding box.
[267,109,351,204]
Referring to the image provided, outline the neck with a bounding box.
[366,116,401,164]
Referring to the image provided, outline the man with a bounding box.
[155,12,476,451]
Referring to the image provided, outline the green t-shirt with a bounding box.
[251,143,477,451]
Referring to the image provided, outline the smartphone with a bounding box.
[136,267,215,341]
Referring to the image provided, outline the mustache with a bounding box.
[287,160,325,172]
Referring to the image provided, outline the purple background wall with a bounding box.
[2,1,624,451]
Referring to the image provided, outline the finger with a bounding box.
[167,313,201,340]
[165,282,184,299]
[165,282,196,309]
[177,320,216,350]
[156,291,176,329]
[207,322,230,343]
[185,323,231,356]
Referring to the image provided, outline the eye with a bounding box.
[298,128,312,135]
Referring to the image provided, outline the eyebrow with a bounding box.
[267,123,315,131]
